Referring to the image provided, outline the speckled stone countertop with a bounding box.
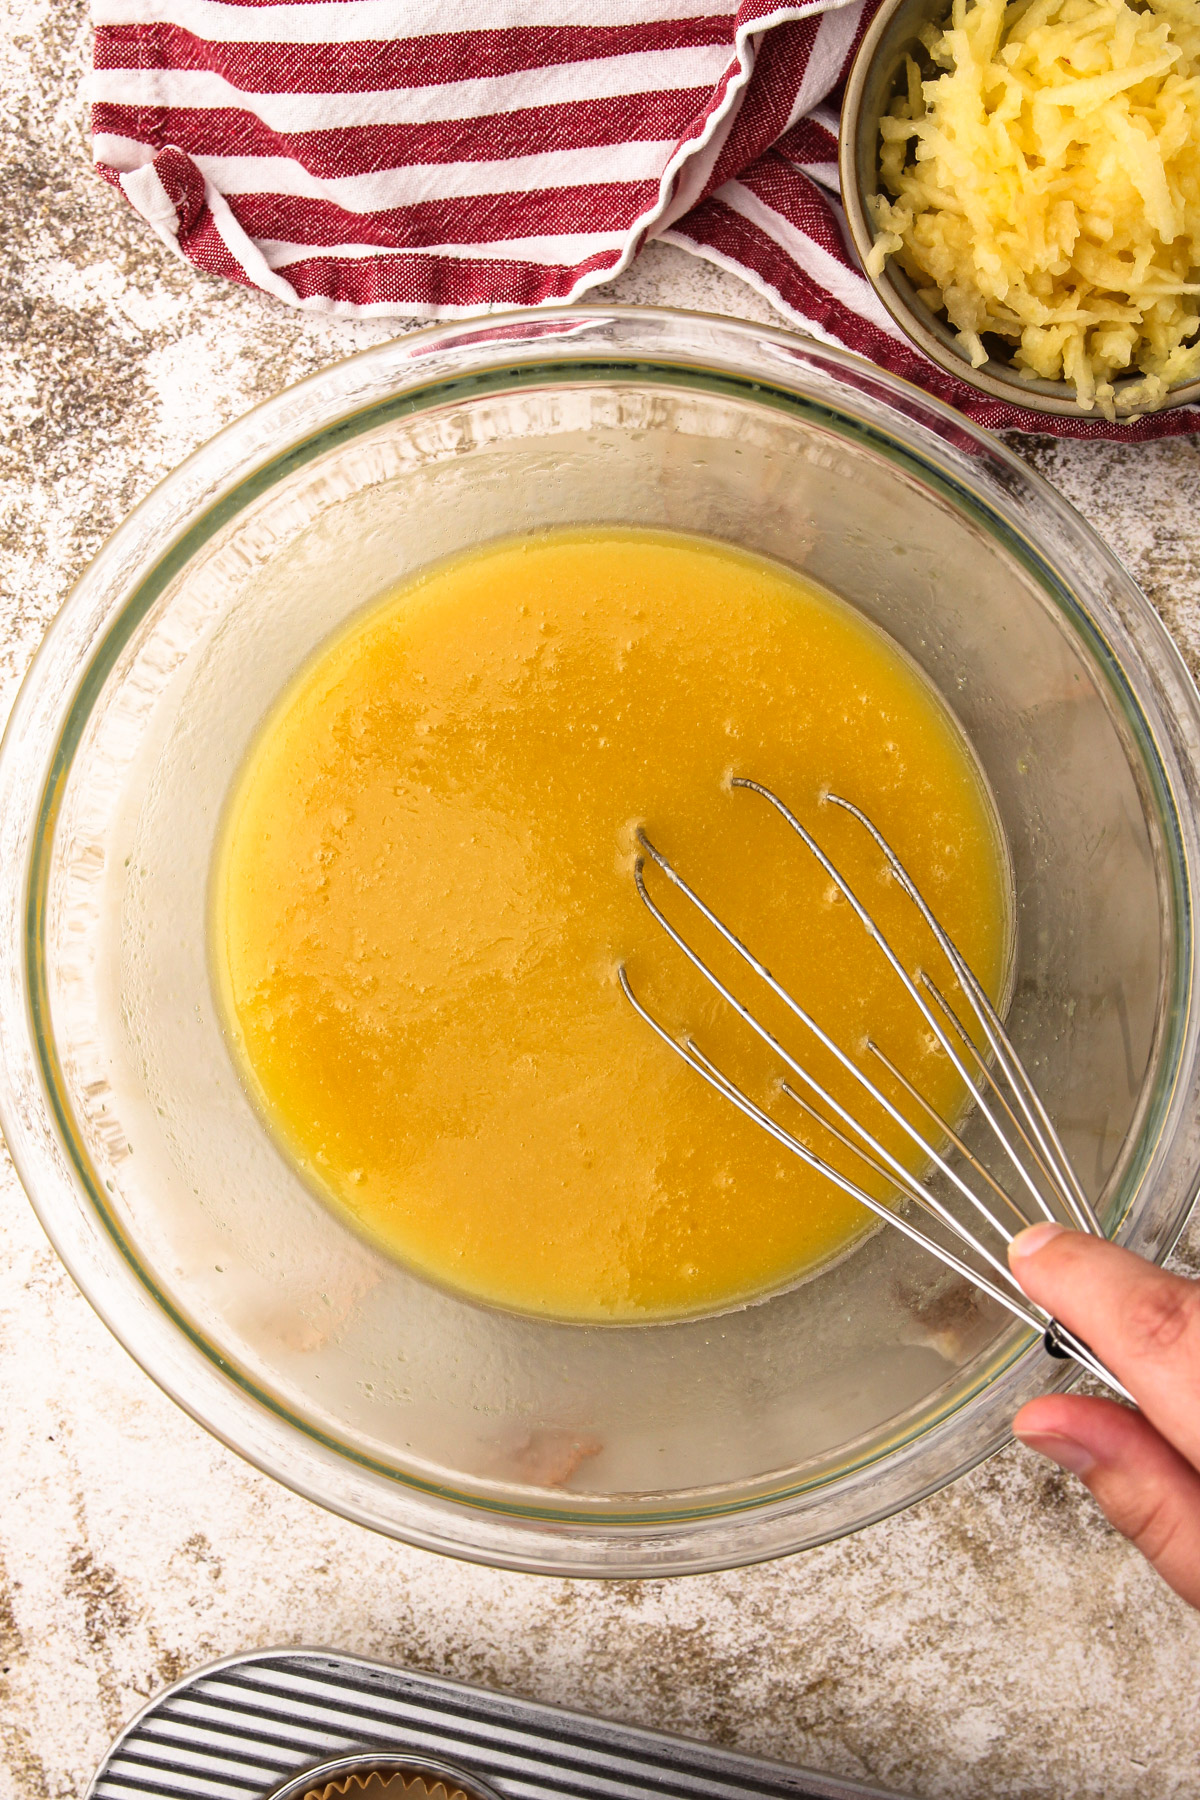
[4,5,1200,1798]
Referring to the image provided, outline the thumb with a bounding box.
[1007,1222,1200,1464]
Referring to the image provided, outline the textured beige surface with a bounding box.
[4,3,1200,1798]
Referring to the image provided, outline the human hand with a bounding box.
[1008,1222,1200,1609]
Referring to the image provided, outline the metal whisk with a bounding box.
[619,776,1131,1401]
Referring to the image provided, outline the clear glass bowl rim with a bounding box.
[2,304,1199,1577]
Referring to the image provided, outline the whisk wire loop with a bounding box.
[919,975,1087,1220]
[619,967,1043,1334]
[633,843,1017,1250]
[860,1038,1030,1233]
[822,790,1102,1236]
[619,778,1131,1403]
[731,779,1064,1232]
[619,966,1127,1399]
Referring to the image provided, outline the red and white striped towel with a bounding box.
[93,0,1199,439]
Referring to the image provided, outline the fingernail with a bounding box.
[1015,1429,1097,1478]
[1009,1221,1067,1262]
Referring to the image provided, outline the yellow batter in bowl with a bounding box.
[213,528,1010,1322]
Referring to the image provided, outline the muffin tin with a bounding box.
[87,1645,911,1800]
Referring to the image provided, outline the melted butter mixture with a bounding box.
[215,529,1010,1322]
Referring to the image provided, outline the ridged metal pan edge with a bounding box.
[87,1646,914,1800]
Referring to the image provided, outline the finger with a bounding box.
[1009,1223,1200,1467]
[1014,1393,1200,1610]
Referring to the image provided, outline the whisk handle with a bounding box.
[1042,1320,1134,1403]
[1042,1320,1084,1361]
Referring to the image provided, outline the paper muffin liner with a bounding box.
[303,1771,473,1800]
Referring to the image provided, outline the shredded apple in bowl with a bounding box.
[869,0,1200,415]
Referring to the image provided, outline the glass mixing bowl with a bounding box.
[2,307,1199,1576]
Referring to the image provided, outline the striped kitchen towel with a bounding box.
[92,0,1199,438]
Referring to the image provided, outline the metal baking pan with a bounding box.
[87,1645,913,1800]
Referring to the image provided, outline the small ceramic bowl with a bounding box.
[838,0,1200,420]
